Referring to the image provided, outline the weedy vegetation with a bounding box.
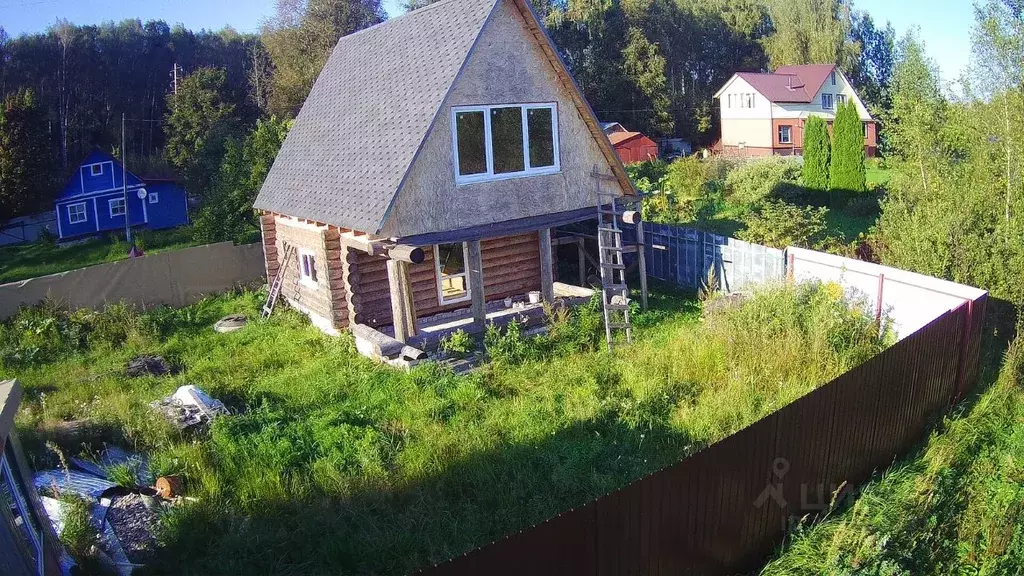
[1,281,888,574]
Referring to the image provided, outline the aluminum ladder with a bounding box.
[261,244,296,319]
[595,180,633,350]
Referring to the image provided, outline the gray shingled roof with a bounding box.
[253,0,498,232]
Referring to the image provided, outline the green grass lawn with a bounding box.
[865,156,891,188]
[2,281,887,574]
[0,227,198,284]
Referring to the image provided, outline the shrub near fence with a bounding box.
[416,224,988,576]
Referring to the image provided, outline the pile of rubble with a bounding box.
[36,385,227,573]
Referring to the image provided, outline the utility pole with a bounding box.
[122,112,132,250]
[170,62,181,99]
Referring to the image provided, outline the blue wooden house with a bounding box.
[54,150,189,240]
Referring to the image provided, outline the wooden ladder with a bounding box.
[596,179,633,350]
[261,244,297,319]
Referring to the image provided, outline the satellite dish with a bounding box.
[137,188,148,200]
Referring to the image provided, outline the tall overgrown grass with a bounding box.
[762,334,1024,575]
[1,281,887,574]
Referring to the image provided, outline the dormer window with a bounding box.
[90,164,103,176]
[452,103,559,184]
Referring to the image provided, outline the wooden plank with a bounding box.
[539,228,554,303]
[468,240,486,324]
[386,259,416,342]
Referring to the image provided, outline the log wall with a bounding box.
[268,215,348,330]
[350,231,543,327]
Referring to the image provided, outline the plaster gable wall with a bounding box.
[380,0,622,239]
[718,77,770,120]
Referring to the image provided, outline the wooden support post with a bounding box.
[635,219,649,311]
[386,259,417,343]
[468,240,486,325]
[577,237,586,286]
[539,228,555,303]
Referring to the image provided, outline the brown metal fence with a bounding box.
[417,294,988,576]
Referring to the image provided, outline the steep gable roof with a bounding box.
[254,0,633,235]
[254,0,497,232]
[719,64,837,104]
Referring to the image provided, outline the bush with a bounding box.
[724,156,802,205]
[484,319,530,365]
[830,100,867,194]
[802,115,831,191]
[0,300,151,369]
[439,329,475,358]
[737,201,828,249]
[844,194,881,217]
[639,157,708,223]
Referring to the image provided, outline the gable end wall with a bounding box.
[381,0,625,238]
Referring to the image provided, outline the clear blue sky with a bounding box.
[1,0,971,81]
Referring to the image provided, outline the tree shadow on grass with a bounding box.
[143,411,696,576]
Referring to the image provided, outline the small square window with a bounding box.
[149,192,159,204]
[299,251,318,287]
[90,164,103,176]
[109,198,126,217]
[68,202,88,224]
[837,94,847,106]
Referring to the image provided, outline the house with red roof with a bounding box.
[712,64,877,157]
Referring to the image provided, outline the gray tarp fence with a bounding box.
[0,242,265,320]
[627,223,786,292]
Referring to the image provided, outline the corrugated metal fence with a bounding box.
[417,295,987,576]
[627,224,785,293]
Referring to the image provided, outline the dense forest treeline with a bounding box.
[0,0,893,225]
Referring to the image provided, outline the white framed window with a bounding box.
[67,202,88,224]
[863,122,870,139]
[727,94,733,108]
[452,103,559,184]
[299,250,318,288]
[434,243,470,304]
[831,71,837,85]
[90,164,103,176]
[821,93,834,110]
[746,93,754,108]
[109,197,126,217]
[836,94,847,106]
[778,125,792,144]
[149,191,159,204]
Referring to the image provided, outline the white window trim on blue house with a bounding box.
[109,197,126,217]
[90,164,103,176]
[67,202,88,224]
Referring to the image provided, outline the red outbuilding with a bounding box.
[607,130,659,164]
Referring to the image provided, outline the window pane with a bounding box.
[527,107,555,168]
[436,243,467,301]
[491,107,525,174]
[456,111,486,176]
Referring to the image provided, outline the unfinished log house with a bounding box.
[253,0,635,354]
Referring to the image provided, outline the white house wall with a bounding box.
[718,76,770,120]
